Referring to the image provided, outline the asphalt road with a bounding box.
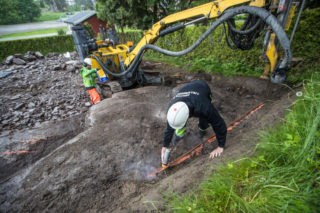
[0,21,68,36]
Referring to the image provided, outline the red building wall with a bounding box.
[81,15,108,37]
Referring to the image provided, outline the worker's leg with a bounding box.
[198,116,209,138]
[197,80,213,101]
[87,88,101,104]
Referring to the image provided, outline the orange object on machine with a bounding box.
[87,88,101,104]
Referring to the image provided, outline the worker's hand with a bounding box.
[161,147,167,164]
[209,147,224,159]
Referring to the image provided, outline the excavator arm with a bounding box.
[125,0,266,66]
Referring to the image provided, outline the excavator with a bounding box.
[71,0,305,89]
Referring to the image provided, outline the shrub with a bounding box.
[83,22,95,38]
[0,35,75,61]
[57,29,67,36]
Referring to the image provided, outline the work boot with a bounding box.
[198,129,206,138]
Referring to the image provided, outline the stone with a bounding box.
[47,52,58,58]
[28,108,36,114]
[53,65,61,71]
[63,52,71,58]
[21,118,30,125]
[14,53,23,59]
[15,103,25,110]
[106,81,123,93]
[13,111,23,116]
[52,107,59,114]
[13,117,20,122]
[66,65,75,72]
[23,112,31,118]
[85,102,91,107]
[61,64,66,70]
[5,55,14,65]
[1,120,9,126]
[65,60,78,66]
[66,105,74,110]
[24,54,37,62]
[70,51,78,58]
[26,51,34,55]
[0,71,13,79]
[28,102,36,108]
[13,58,26,65]
[35,51,44,58]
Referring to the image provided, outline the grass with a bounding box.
[144,54,263,78]
[165,76,320,212]
[0,27,68,39]
[34,12,67,22]
[116,27,142,33]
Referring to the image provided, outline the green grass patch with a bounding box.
[0,27,68,39]
[34,12,66,22]
[165,76,320,212]
[144,55,263,78]
[116,27,142,33]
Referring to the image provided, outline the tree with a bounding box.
[40,0,46,8]
[96,0,194,30]
[54,0,67,11]
[44,0,67,11]
[0,0,41,24]
[306,0,320,9]
[75,0,94,10]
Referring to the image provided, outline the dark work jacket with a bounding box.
[163,80,227,148]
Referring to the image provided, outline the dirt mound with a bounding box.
[0,63,294,212]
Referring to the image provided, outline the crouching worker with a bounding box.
[161,80,227,168]
[80,58,101,105]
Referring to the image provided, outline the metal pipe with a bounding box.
[290,0,306,44]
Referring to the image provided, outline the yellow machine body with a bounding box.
[91,43,130,79]
[85,0,296,84]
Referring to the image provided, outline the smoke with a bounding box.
[119,152,160,181]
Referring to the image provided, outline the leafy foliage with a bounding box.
[74,0,94,10]
[43,0,67,11]
[96,0,194,30]
[286,7,320,83]
[0,0,41,25]
[57,28,67,35]
[83,22,95,38]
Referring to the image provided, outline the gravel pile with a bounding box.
[0,51,91,133]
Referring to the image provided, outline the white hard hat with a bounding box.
[84,58,92,66]
[167,102,189,129]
